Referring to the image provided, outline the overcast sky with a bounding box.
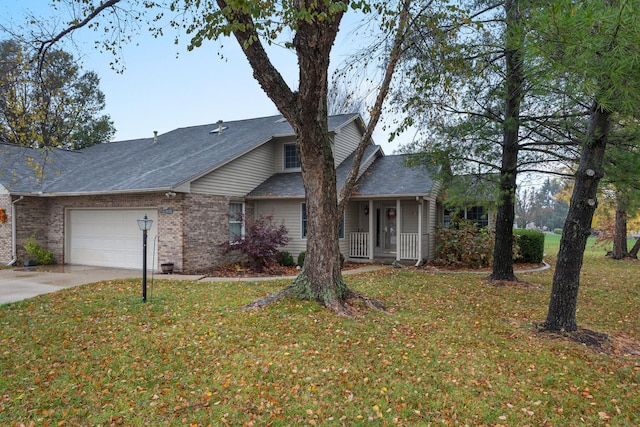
[1,1,408,153]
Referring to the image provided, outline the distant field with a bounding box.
[543,231,638,259]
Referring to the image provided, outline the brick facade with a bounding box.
[182,193,243,272]
[5,192,246,271]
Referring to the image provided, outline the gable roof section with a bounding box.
[352,155,440,198]
[0,113,361,195]
[247,144,381,198]
[248,147,440,199]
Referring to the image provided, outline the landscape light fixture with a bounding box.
[137,215,153,302]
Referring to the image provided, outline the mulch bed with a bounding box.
[414,262,547,273]
[196,261,547,278]
[197,261,365,278]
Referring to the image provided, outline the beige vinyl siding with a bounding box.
[340,201,360,256]
[255,199,351,260]
[255,199,307,258]
[334,121,363,166]
[274,137,299,173]
[273,122,365,172]
[423,192,439,261]
[401,201,419,233]
[191,143,274,196]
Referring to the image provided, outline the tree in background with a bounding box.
[516,177,569,231]
[391,0,585,282]
[327,81,365,116]
[591,120,640,258]
[0,39,114,149]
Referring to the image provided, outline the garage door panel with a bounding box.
[68,209,158,269]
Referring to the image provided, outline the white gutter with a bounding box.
[7,196,24,266]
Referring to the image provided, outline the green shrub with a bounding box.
[513,229,545,263]
[23,233,55,265]
[297,251,306,267]
[554,228,562,235]
[434,219,494,268]
[277,251,295,267]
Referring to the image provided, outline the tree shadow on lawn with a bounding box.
[532,323,640,360]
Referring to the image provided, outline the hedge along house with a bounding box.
[0,114,441,272]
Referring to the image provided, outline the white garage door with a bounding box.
[67,209,158,269]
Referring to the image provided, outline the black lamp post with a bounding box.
[137,215,153,302]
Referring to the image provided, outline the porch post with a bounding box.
[368,199,374,260]
[396,199,401,261]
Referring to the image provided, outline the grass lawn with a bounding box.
[1,237,638,426]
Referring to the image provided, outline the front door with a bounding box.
[383,206,397,253]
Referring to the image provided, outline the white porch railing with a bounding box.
[349,232,421,260]
[349,232,369,258]
[399,233,419,260]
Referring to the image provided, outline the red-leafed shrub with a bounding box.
[220,214,289,272]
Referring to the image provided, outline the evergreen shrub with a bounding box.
[297,251,306,267]
[513,229,545,263]
[277,251,295,267]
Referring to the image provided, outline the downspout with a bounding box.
[416,197,423,267]
[7,196,24,266]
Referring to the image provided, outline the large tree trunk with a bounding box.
[544,104,610,331]
[222,0,408,314]
[489,0,522,282]
[232,1,366,315]
[611,192,629,259]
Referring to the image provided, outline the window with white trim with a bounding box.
[284,143,300,170]
[229,202,245,242]
[444,206,488,229]
[301,203,344,239]
[466,206,488,228]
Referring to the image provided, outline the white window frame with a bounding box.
[283,142,301,170]
[301,202,308,239]
[229,202,245,242]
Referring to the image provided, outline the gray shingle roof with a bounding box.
[353,155,439,197]
[0,144,79,193]
[248,148,439,198]
[248,144,381,198]
[0,113,360,195]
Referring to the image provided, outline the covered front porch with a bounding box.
[345,198,435,264]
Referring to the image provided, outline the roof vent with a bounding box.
[209,120,228,135]
[153,130,158,143]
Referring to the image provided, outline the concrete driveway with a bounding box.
[0,265,145,305]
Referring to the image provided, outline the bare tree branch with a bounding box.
[35,0,124,67]
[338,0,413,212]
